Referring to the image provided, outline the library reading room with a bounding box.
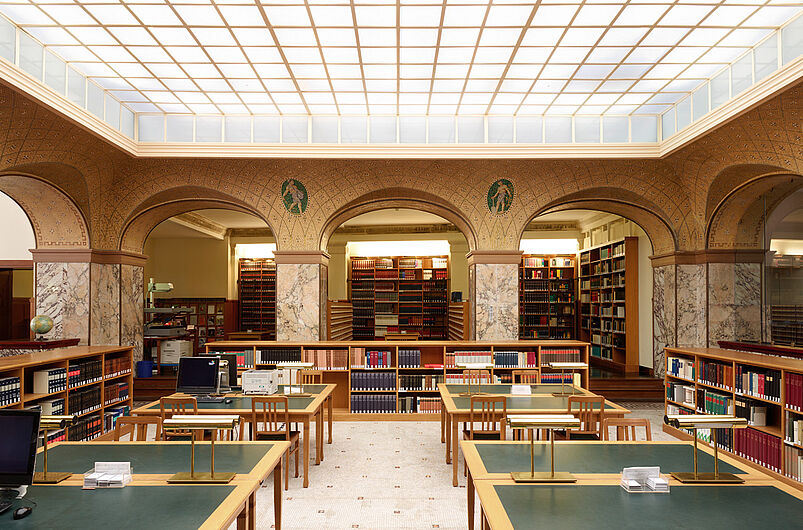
[1,2,803,529]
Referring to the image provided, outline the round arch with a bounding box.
[119,186,276,254]
[318,188,479,252]
[0,173,90,249]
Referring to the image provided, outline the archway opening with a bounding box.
[325,208,471,341]
[143,208,275,365]
[0,190,35,340]
[519,209,655,380]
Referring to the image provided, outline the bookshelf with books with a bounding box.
[349,256,449,340]
[238,258,277,340]
[152,297,232,354]
[519,254,577,340]
[0,346,133,442]
[771,305,803,346]
[579,236,639,373]
[664,345,803,488]
[206,339,589,418]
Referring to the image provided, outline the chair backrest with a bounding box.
[462,369,490,385]
[511,370,541,384]
[113,416,162,441]
[160,396,198,439]
[251,396,291,440]
[567,395,605,438]
[297,369,323,385]
[468,396,506,438]
[602,417,652,441]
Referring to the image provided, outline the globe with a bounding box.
[30,315,54,336]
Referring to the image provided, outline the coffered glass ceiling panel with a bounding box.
[0,0,801,122]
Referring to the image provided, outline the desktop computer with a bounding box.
[176,357,224,403]
[200,353,240,392]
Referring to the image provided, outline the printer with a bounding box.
[241,369,278,395]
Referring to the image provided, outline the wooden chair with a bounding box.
[113,416,162,441]
[565,395,605,440]
[159,396,198,441]
[511,370,542,440]
[602,417,652,441]
[463,395,506,476]
[298,369,323,384]
[251,396,300,490]
[461,369,491,385]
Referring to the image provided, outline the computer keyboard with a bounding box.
[195,396,225,403]
[0,500,13,515]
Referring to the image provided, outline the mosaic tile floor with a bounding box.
[244,403,673,529]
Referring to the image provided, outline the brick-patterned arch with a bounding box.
[318,187,479,252]
[119,186,275,253]
[518,187,678,255]
[706,174,803,249]
[0,173,89,248]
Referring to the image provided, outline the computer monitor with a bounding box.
[176,357,220,395]
[201,352,239,390]
[0,408,41,488]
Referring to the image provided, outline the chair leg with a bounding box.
[284,451,289,491]
[294,443,300,478]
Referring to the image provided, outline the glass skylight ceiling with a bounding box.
[0,0,801,120]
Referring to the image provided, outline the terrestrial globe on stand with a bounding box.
[30,315,54,340]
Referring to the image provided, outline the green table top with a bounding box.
[475,443,744,475]
[494,485,802,529]
[451,395,618,411]
[445,384,574,394]
[0,485,235,529]
[34,443,275,475]
[145,395,314,411]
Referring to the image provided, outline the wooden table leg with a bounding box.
[445,412,451,463]
[248,491,256,530]
[440,404,445,443]
[317,409,323,463]
[467,466,475,530]
[452,415,459,487]
[274,458,282,530]
[327,396,333,444]
[237,501,246,530]
[303,417,310,488]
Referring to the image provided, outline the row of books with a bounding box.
[734,427,783,474]
[541,348,582,365]
[445,373,495,384]
[399,374,443,391]
[447,351,493,366]
[786,372,803,411]
[69,386,102,416]
[351,349,392,368]
[302,349,349,370]
[68,413,103,442]
[699,360,733,390]
[104,406,130,433]
[666,382,695,407]
[399,396,441,413]
[350,394,395,413]
[494,351,538,368]
[105,357,131,378]
[735,366,782,402]
[68,359,103,388]
[784,412,803,445]
[351,372,396,391]
[33,367,68,394]
[734,396,767,426]
[667,357,695,380]
[536,372,578,384]
[46,428,66,445]
[697,389,733,415]
[104,382,130,406]
[783,445,803,482]
[0,376,20,405]
[398,349,422,368]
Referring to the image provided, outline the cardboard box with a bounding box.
[161,340,192,364]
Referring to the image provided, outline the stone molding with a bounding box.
[466,250,523,266]
[273,250,330,266]
[31,249,148,266]
[650,249,765,267]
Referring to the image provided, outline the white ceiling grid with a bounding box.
[0,0,800,117]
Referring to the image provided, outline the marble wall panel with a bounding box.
[652,265,675,378]
[707,262,761,346]
[473,263,518,341]
[320,264,328,340]
[676,264,706,348]
[90,263,120,345]
[35,262,90,344]
[121,265,144,361]
[277,263,321,341]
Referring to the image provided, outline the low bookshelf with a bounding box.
[0,346,133,442]
[664,345,803,489]
[206,339,590,420]
[519,254,577,340]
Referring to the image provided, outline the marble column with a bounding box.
[90,262,120,345]
[707,261,762,346]
[652,264,675,378]
[121,264,144,361]
[34,260,90,344]
[275,251,329,341]
[676,263,706,348]
[467,251,520,341]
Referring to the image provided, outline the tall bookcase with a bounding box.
[349,256,449,340]
[664,346,803,488]
[0,346,133,443]
[771,305,803,346]
[579,236,639,373]
[238,258,277,340]
[206,339,590,418]
[519,254,577,340]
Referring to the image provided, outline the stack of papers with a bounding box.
[647,476,669,492]
[83,462,132,489]
[620,467,669,493]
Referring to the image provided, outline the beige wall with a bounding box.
[12,269,33,298]
[0,191,35,260]
[144,237,229,299]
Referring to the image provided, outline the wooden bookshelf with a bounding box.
[205,339,590,420]
[0,346,133,442]
[771,305,803,346]
[664,346,803,489]
[238,258,276,340]
[579,236,639,373]
[349,255,449,340]
[151,297,232,354]
[519,254,577,340]
[448,301,469,340]
[327,300,353,341]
